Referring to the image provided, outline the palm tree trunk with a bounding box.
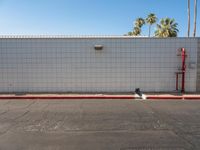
[149,25,151,37]
[188,0,191,37]
[193,0,197,37]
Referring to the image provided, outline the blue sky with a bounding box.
[0,0,199,36]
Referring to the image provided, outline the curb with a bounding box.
[146,96,200,100]
[0,95,200,100]
[0,95,135,100]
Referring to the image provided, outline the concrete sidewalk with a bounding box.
[0,93,200,100]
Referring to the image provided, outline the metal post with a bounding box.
[176,73,179,91]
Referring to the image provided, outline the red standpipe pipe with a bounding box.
[181,48,186,93]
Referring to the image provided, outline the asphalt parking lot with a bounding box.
[0,99,199,150]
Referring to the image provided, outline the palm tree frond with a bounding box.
[155,18,179,37]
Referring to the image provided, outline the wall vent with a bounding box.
[94,45,103,50]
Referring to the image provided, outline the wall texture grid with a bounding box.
[0,36,199,93]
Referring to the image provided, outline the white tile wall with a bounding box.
[0,37,198,93]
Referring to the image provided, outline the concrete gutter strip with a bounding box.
[0,94,200,100]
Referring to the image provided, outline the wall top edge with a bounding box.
[0,35,199,39]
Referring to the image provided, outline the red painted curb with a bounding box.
[0,95,135,100]
[146,96,200,100]
[183,97,200,100]
[146,96,183,100]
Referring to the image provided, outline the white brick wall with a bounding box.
[0,37,198,93]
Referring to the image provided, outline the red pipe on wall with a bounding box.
[181,48,186,93]
[176,48,187,93]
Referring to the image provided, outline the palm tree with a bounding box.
[127,32,133,36]
[135,18,145,28]
[133,27,141,36]
[193,0,197,37]
[146,13,157,37]
[188,0,191,37]
[155,18,179,37]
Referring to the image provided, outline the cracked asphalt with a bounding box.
[0,99,199,150]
